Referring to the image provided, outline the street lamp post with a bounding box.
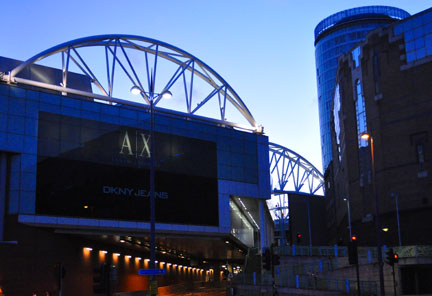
[131,85,172,296]
[391,193,402,246]
[343,196,353,241]
[306,198,312,249]
[361,132,385,296]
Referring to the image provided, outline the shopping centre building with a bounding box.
[0,36,273,295]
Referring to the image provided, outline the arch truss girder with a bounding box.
[2,35,261,133]
[269,142,324,196]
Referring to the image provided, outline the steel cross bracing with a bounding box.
[0,35,261,133]
[269,142,324,195]
[0,35,325,222]
[268,143,324,220]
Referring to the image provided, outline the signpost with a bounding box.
[138,269,165,295]
[138,269,166,276]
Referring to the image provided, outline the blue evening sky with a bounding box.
[1,1,430,171]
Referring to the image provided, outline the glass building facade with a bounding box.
[393,8,432,63]
[314,6,410,171]
[0,55,273,252]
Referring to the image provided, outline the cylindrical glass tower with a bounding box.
[314,6,410,171]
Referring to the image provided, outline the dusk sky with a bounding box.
[1,0,431,172]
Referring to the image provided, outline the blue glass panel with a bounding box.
[426,34,432,46]
[8,115,25,134]
[414,27,424,39]
[0,95,8,113]
[0,113,6,132]
[417,48,426,59]
[415,37,425,49]
[27,90,39,101]
[25,118,38,136]
[0,132,6,150]
[81,100,101,112]
[405,30,414,41]
[427,42,432,55]
[7,134,24,152]
[9,86,26,99]
[40,93,61,105]
[413,14,423,28]
[406,40,415,52]
[407,51,416,62]
[62,97,81,109]
[426,23,432,34]
[9,98,26,116]
[404,20,413,31]
[0,84,9,96]
[424,12,432,24]
[394,24,404,35]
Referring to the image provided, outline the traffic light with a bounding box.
[262,249,271,271]
[393,253,399,264]
[385,248,399,266]
[93,263,108,294]
[272,253,280,266]
[296,233,302,243]
[348,236,358,265]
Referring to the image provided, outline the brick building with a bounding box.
[328,8,432,247]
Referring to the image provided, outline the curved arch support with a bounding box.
[269,142,324,195]
[3,35,260,133]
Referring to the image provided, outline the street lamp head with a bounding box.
[161,90,172,99]
[130,85,142,95]
[360,132,370,140]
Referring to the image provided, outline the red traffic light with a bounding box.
[351,235,357,241]
[297,233,302,238]
[394,254,398,259]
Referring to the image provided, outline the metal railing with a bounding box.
[276,244,432,259]
[233,272,378,295]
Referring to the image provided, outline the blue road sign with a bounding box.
[138,269,166,275]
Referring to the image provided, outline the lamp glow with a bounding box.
[130,86,141,95]
[161,90,172,99]
[361,133,370,140]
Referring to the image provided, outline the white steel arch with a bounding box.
[1,35,261,133]
[268,142,324,221]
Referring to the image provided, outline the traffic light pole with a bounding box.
[57,263,63,296]
[392,264,396,296]
[270,245,277,296]
[355,262,361,296]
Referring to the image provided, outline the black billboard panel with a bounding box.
[36,112,218,226]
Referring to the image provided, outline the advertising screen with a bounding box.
[35,112,219,226]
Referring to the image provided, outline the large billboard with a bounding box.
[36,112,219,226]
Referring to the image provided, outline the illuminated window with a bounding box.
[333,83,342,162]
[352,46,361,67]
[355,80,368,147]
